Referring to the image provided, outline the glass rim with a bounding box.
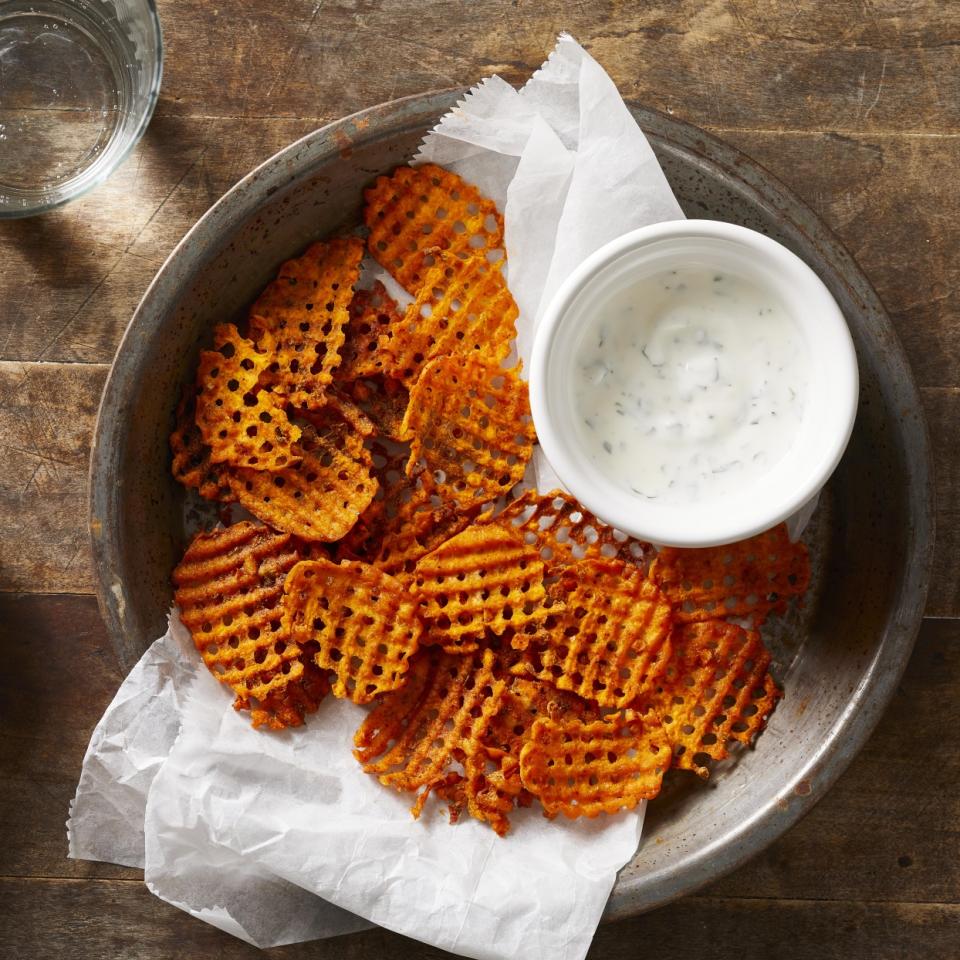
[0,0,164,220]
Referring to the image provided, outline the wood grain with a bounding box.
[0,884,957,960]
[0,362,107,595]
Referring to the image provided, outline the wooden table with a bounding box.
[1,2,958,957]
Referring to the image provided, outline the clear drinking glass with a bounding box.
[0,0,162,218]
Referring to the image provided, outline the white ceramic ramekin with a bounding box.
[529,219,859,547]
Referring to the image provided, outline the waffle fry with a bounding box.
[438,747,526,837]
[354,647,506,800]
[336,281,404,381]
[282,558,423,703]
[493,489,651,571]
[336,442,474,575]
[410,523,553,653]
[172,522,324,728]
[513,560,673,708]
[650,523,810,625]
[519,710,670,818]
[651,619,781,778]
[227,414,376,542]
[402,354,536,508]
[249,236,363,407]
[169,383,233,502]
[364,163,504,293]
[373,252,518,385]
[484,677,595,757]
[195,323,302,471]
[334,375,409,441]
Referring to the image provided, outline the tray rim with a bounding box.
[88,88,936,920]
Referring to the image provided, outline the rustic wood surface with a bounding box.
[1,1,957,957]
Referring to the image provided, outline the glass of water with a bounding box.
[0,0,162,218]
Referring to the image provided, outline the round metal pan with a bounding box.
[88,90,935,917]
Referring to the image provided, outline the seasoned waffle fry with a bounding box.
[310,390,376,439]
[651,619,781,778]
[195,323,302,471]
[249,236,363,407]
[169,383,233,501]
[336,442,474,575]
[227,415,376,542]
[650,523,810,624]
[365,163,504,292]
[402,355,536,507]
[334,375,409,441]
[411,524,553,653]
[439,748,525,837]
[519,711,670,818]
[374,252,518,385]
[282,558,423,704]
[354,647,506,798]
[513,560,672,708]
[485,677,595,757]
[172,522,324,729]
[337,281,404,381]
[494,489,651,571]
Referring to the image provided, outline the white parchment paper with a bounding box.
[70,34,690,958]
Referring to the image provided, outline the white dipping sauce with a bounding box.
[572,265,809,504]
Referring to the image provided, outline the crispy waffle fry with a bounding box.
[410,523,554,653]
[494,489,651,571]
[373,252,518,385]
[437,748,525,837]
[227,414,377,542]
[337,281,404,381]
[172,522,324,729]
[282,558,423,704]
[336,442,474,575]
[169,383,233,501]
[650,523,810,625]
[513,560,673,708]
[364,163,504,293]
[484,677,595,757]
[195,323,302,471]
[402,355,536,508]
[310,389,375,439]
[333,376,409,441]
[651,619,781,778]
[519,711,670,818]
[249,236,363,407]
[354,647,506,798]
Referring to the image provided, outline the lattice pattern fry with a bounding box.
[249,236,363,408]
[492,489,652,572]
[364,163,504,293]
[169,382,233,502]
[335,442,475,576]
[650,522,810,625]
[282,558,423,704]
[354,647,506,796]
[650,619,782,778]
[332,375,409,441]
[226,416,377,542]
[519,711,670,818]
[373,252,517,385]
[513,560,673,708]
[195,322,302,470]
[410,524,553,654]
[401,354,536,508]
[172,521,324,729]
[336,281,405,381]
